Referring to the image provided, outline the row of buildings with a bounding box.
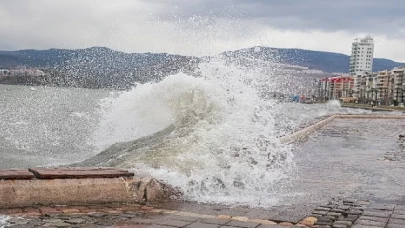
[318,66,405,105]
[317,35,405,105]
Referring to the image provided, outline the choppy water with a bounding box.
[0,85,110,168]
[1,58,374,206]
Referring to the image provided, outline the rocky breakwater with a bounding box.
[0,167,181,209]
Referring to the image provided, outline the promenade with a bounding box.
[1,114,405,227]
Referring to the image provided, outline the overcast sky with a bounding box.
[1,0,404,61]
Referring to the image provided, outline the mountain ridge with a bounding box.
[0,46,403,89]
[1,46,403,73]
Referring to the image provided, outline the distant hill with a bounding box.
[0,46,403,89]
[222,47,404,73]
[0,47,199,89]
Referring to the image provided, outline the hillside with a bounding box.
[222,47,404,73]
[0,46,403,89]
[0,47,200,89]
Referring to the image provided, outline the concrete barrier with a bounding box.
[335,114,405,119]
[0,178,137,208]
[280,114,405,144]
[280,115,336,144]
[0,168,180,209]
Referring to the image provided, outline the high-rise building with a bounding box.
[349,35,374,97]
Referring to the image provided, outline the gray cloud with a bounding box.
[0,0,404,61]
[142,0,405,34]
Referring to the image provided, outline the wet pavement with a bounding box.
[1,200,405,227]
[2,117,405,227]
[279,118,405,205]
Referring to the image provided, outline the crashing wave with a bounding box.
[78,59,295,206]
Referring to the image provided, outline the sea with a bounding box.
[0,58,373,208]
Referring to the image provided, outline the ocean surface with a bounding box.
[0,59,375,207]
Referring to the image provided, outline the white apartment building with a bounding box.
[349,35,374,97]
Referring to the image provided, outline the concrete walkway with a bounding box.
[1,199,405,227]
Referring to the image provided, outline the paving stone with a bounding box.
[326,212,341,218]
[256,225,286,228]
[310,214,322,219]
[268,206,310,224]
[333,220,352,226]
[393,210,405,215]
[315,218,333,226]
[226,220,259,228]
[394,205,405,211]
[330,209,345,214]
[157,219,193,227]
[28,167,134,179]
[316,207,331,212]
[391,214,405,220]
[368,204,395,211]
[120,213,139,219]
[362,211,391,218]
[313,211,329,216]
[337,206,350,210]
[343,199,355,205]
[347,210,362,215]
[355,219,387,227]
[186,222,220,228]
[130,218,163,224]
[338,216,358,222]
[169,215,201,222]
[89,212,107,218]
[386,224,405,228]
[200,218,230,225]
[300,216,317,226]
[280,222,295,226]
[351,225,381,228]
[65,218,86,224]
[149,225,177,228]
[331,225,347,228]
[388,218,405,225]
[324,216,338,221]
[244,209,280,220]
[358,215,389,223]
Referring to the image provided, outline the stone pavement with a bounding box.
[1,198,405,227]
[277,118,405,206]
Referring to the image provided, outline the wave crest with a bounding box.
[82,59,294,206]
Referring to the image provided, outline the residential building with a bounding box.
[319,75,354,100]
[349,35,374,97]
[392,67,405,103]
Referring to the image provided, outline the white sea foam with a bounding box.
[88,58,295,206]
[0,215,9,228]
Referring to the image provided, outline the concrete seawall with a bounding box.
[0,168,179,209]
[280,114,405,144]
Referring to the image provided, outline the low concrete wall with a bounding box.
[0,175,180,209]
[335,114,405,119]
[280,115,336,144]
[0,177,137,208]
[280,114,405,144]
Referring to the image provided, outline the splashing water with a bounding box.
[82,58,295,206]
[326,99,342,107]
[0,215,9,228]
